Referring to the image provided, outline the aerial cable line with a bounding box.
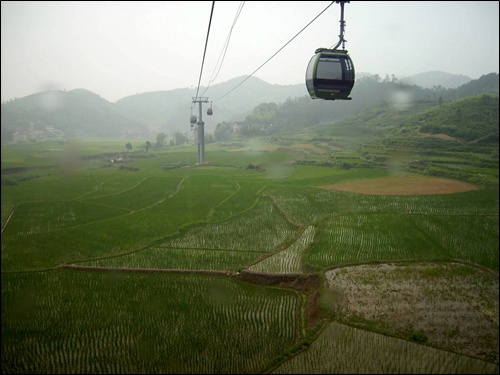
[194,1,215,100]
[200,1,245,97]
[210,1,244,83]
[213,1,335,102]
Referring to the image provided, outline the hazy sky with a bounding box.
[2,1,499,103]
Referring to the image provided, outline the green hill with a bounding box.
[1,73,498,144]
[0,89,144,141]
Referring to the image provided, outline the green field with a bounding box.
[1,138,498,374]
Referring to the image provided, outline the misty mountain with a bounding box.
[399,71,472,89]
[114,76,308,134]
[454,73,500,97]
[232,72,498,140]
[0,89,144,141]
[1,71,498,144]
[116,72,471,134]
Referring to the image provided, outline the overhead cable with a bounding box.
[213,1,335,101]
[200,1,245,97]
[194,1,216,100]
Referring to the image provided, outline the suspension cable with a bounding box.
[194,1,215,100]
[213,1,335,101]
[200,1,245,97]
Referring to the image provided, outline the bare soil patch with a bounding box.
[324,261,499,364]
[318,173,478,195]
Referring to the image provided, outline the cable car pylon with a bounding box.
[190,97,210,164]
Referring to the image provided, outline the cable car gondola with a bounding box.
[306,48,354,100]
[306,1,355,101]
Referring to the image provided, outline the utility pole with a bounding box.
[190,97,210,165]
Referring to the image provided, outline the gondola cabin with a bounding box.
[306,48,355,100]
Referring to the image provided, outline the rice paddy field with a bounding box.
[1,139,498,374]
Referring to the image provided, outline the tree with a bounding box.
[205,133,215,144]
[156,132,167,149]
[214,121,234,142]
[174,132,188,145]
[145,141,151,152]
[125,143,132,152]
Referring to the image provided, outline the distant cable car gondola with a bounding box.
[306,1,354,101]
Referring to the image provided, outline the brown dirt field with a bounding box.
[318,173,478,195]
[325,261,499,365]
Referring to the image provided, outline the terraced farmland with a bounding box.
[1,140,498,374]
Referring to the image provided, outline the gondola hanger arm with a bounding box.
[331,1,349,51]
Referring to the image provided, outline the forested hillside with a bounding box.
[218,73,498,139]
[311,94,499,143]
[1,72,498,144]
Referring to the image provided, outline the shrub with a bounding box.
[409,332,428,343]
